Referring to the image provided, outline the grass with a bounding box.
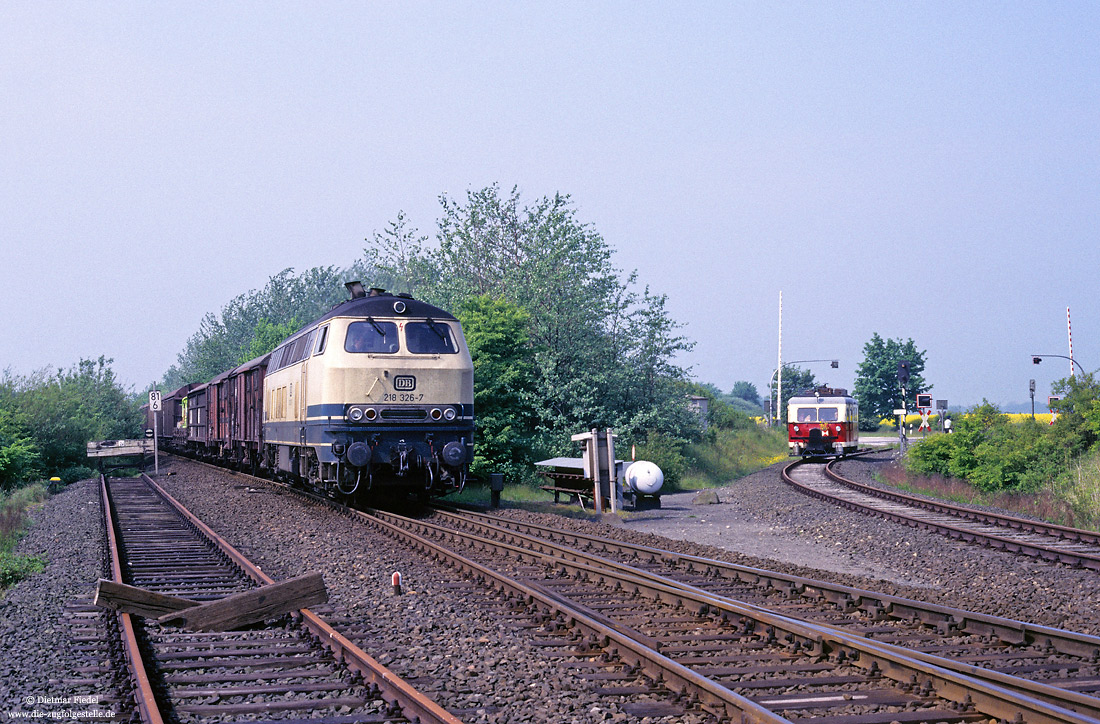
[680,427,788,490]
[0,483,48,589]
[877,462,1099,532]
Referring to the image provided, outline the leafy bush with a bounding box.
[57,466,97,485]
[907,390,1100,494]
[632,431,688,488]
[0,551,45,588]
[0,483,48,589]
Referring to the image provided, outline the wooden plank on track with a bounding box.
[158,573,328,631]
[93,579,199,617]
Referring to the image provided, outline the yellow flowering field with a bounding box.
[879,412,1056,428]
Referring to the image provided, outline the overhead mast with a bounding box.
[776,291,783,427]
[1068,306,1075,377]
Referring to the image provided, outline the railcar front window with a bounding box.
[796,408,817,422]
[406,320,459,354]
[819,407,839,422]
[345,320,399,354]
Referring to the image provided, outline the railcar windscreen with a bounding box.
[819,407,839,422]
[405,320,459,354]
[795,408,818,422]
[345,320,399,354]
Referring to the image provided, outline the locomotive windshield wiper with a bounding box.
[425,317,447,341]
[366,317,386,337]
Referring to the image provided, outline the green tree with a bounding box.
[730,381,761,407]
[240,318,302,363]
[0,407,39,490]
[10,357,142,482]
[768,366,817,422]
[457,295,538,481]
[165,267,348,389]
[853,333,930,430]
[361,184,695,452]
[1050,372,1100,456]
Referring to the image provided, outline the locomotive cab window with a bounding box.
[313,325,329,355]
[819,407,839,422]
[796,408,817,422]
[405,320,458,354]
[346,320,399,354]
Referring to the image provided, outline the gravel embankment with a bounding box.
[0,479,125,720]
[3,451,1097,724]
[492,450,1100,635]
[154,462,695,724]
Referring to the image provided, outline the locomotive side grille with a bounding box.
[380,408,428,420]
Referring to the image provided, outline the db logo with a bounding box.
[393,375,416,391]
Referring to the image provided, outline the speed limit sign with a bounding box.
[149,390,162,412]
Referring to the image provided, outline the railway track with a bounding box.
[236,477,1090,723]
[430,506,1100,705]
[159,456,1100,722]
[101,474,461,724]
[361,504,1098,723]
[783,460,1100,570]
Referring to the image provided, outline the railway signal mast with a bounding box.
[148,388,161,475]
[896,360,911,452]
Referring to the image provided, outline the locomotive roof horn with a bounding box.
[345,281,367,299]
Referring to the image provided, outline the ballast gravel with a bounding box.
[0,479,125,720]
[3,451,1098,724]
[517,449,1099,636]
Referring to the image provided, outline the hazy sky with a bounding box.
[3,2,1097,409]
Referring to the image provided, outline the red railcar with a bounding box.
[787,386,859,458]
[225,354,269,472]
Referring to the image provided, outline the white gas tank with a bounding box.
[624,460,663,495]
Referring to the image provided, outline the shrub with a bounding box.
[0,551,45,587]
[1060,450,1100,529]
[632,431,688,488]
[0,482,48,589]
[56,465,98,485]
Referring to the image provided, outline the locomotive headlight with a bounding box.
[835,425,841,432]
[793,425,799,432]
[430,408,442,421]
[363,407,378,421]
[348,407,364,422]
[443,407,457,421]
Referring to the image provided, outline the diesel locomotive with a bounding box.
[787,386,859,458]
[151,282,474,499]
